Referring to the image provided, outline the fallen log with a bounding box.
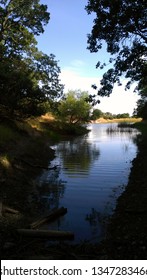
[16,229,74,240]
[30,207,67,229]
[4,206,19,215]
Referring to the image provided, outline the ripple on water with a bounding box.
[39,123,139,243]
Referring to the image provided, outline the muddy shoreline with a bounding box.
[1,121,147,259]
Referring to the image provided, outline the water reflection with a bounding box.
[106,123,140,139]
[39,167,65,210]
[39,123,139,242]
[53,138,100,177]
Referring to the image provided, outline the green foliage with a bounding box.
[134,99,147,120]
[0,0,50,57]
[91,108,103,120]
[92,111,131,120]
[85,0,147,100]
[116,113,130,119]
[57,90,92,124]
[133,76,147,120]
[0,0,64,117]
[103,112,114,120]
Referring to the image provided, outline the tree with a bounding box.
[0,52,64,116]
[91,108,103,120]
[103,112,114,120]
[0,0,50,58]
[133,76,147,119]
[116,113,130,119]
[85,0,147,100]
[57,90,92,124]
[0,0,64,117]
[32,53,64,106]
[134,99,147,120]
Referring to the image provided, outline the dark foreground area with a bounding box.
[103,123,147,259]
[0,119,147,260]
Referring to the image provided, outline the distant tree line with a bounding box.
[91,108,130,121]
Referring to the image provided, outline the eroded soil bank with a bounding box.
[1,120,147,259]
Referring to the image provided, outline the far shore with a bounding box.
[91,117,142,124]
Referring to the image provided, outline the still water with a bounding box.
[39,123,139,243]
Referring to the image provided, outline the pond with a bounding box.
[39,123,139,243]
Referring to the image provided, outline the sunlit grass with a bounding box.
[114,117,142,123]
[25,113,54,132]
[94,117,142,123]
[40,113,55,122]
[0,155,11,169]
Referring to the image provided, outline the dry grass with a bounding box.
[0,155,11,169]
[93,117,142,123]
[40,113,55,122]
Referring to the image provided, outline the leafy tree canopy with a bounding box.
[133,75,147,119]
[57,90,92,124]
[0,0,50,57]
[91,108,103,120]
[0,53,64,116]
[0,0,64,117]
[85,0,147,98]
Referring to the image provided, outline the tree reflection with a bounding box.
[86,208,101,226]
[86,208,109,239]
[55,138,100,175]
[37,167,65,211]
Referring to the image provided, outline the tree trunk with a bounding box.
[30,207,67,229]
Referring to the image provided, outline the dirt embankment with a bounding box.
[0,120,56,258]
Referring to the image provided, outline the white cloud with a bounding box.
[60,68,100,92]
[70,59,86,68]
[60,68,139,115]
[98,88,139,115]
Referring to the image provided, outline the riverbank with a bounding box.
[103,121,147,259]
[1,117,147,259]
[0,118,56,259]
[0,116,89,259]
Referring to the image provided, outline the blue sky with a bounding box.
[36,0,139,115]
